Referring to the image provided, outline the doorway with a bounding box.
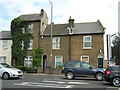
[43,55,47,73]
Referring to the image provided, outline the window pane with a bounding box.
[84,42,91,48]
[74,62,80,68]
[29,24,33,33]
[24,56,33,67]
[28,40,33,50]
[56,62,62,66]
[55,56,62,68]
[82,57,89,62]
[84,36,91,42]
[82,63,90,68]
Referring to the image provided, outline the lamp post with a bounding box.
[49,0,53,74]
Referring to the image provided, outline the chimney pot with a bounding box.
[68,16,74,28]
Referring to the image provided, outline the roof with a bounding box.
[44,21,105,36]
[19,14,42,21]
[0,31,12,40]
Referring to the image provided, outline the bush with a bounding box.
[56,65,63,69]
[25,67,37,73]
[16,66,37,73]
[16,66,26,72]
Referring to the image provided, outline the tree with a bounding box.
[33,47,43,73]
[112,33,120,65]
[11,17,33,66]
[112,33,120,46]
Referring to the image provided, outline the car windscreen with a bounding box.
[0,63,13,68]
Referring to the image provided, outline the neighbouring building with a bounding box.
[0,31,12,64]
[14,9,105,72]
[19,9,48,67]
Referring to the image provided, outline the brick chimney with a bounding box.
[40,9,44,16]
[68,16,74,28]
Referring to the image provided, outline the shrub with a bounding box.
[16,66,37,73]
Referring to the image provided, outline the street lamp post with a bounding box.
[49,0,53,74]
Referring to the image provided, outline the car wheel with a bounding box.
[2,72,10,80]
[95,73,103,81]
[66,72,75,79]
[112,77,120,87]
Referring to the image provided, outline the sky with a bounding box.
[0,0,119,35]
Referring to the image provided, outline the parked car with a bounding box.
[0,62,23,80]
[104,65,120,87]
[61,61,105,81]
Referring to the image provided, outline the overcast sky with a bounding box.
[0,0,119,35]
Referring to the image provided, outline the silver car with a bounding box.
[0,62,23,80]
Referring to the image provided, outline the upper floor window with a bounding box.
[20,41,24,50]
[53,37,60,49]
[3,40,8,50]
[28,40,33,50]
[28,24,33,33]
[83,36,92,49]
[21,28,25,33]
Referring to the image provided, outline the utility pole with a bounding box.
[49,0,53,74]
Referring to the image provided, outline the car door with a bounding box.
[73,62,83,76]
[81,62,94,76]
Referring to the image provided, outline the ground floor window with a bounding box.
[81,56,89,62]
[24,56,33,67]
[0,56,6,62]
[55,56,63,68]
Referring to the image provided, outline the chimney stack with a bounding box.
[40,9,44,16]
[68,16,74,28]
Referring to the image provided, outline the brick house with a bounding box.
[18,9,105,71]
[40,17,106,71]
[19,9,48,67]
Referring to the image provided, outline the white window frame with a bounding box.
[81,56,89,63]
[55,56,63,68]
[28,40,33,50]
[3,40,8,50]
[24,56,33,67]
[52,37,60,49]
[21,28,25,33]
[21,41,24,50]
[28,24,33,33]
[83,36,92,49]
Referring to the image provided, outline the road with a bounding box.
[1,73,119,90]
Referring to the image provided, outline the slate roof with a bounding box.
[0,31,12,40]
[44,20,105,36]
[19,14,42,21]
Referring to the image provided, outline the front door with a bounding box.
[43,55,47,73]
[98,58,103,68]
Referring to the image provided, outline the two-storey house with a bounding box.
[40,17,105,71]
[0,31,12,64]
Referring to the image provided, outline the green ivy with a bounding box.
[33,47,43,67]
[11,17,33,66]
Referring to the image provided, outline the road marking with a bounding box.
[68,82,89,84]
[13,82,74,88]
[43,80,66,84]
[43,80,90,85]
[13,80,90,88]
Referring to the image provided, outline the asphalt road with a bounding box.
[1,73,120,90]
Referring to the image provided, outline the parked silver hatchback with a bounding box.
[0,62,23,80]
